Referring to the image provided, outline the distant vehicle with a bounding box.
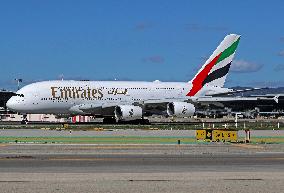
[7,34,241,123]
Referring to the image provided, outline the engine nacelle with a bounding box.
[167,102,195,117]
[115,105,143,121]
[69,105,87,115]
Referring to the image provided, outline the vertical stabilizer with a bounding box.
[187,34,241,96]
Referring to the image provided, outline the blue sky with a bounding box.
[1,0,284,90]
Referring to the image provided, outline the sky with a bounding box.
[1,0,284,90]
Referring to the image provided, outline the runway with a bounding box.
[0,153,284,173]
[0,144,283,193]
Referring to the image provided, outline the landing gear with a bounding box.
[103,117,150,124]
[117,118,150,125]
[21,115,28,124]
[139,118,150,125]
[103,117,117,124]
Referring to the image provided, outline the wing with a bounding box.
[69,102,123,115]
[194,95,283,110]
[68,97,190,116]
[205,87,269,97]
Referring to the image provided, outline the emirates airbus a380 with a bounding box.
[7,34,240,123]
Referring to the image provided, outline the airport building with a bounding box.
[1,113,91,123]
[2,113,63,122]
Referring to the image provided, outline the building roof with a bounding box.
[0,91,16,107]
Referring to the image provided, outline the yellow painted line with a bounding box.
[232,144,264,149]
[272,158,284,160]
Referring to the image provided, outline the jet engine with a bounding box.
[115,105,143,121]
[167,102,195,117]
[69,105,88,115]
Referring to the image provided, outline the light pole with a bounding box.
[14,78,23,90]
[235,113,241,128]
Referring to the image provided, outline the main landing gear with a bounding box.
[103,117,150,124]
[21,114,28,124]
[103,117,117,124]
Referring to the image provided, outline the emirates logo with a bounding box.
[129,109,134,117]
[182,106,187,114]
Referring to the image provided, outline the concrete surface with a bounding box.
[0,143,283,193]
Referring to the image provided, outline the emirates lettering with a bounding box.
[51,87,103,100]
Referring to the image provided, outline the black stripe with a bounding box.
[202,62,231,86]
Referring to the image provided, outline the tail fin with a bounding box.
[187,34,240,96]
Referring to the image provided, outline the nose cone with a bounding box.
[6,97,18,111]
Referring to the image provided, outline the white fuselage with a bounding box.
[6,80,232,116]
[7,80,188,114]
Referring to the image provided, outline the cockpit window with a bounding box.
[16,94,24,97]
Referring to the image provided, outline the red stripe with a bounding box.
[186,53,222,96]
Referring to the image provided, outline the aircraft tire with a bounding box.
[103,117,117,124]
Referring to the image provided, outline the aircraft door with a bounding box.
[32,92,40,105]
[176,86,184,97]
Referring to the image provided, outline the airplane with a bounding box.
[6,34,241,124]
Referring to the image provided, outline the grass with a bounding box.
[2,122,284,130]
[0,121,283,144]
[0,136,197,144]
[250,137,284,144]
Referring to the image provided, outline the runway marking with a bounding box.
[48,157,128,161]
[260,157,284,160]
[3,143,190,146]
[77,146,149,149]
[0,156,129,161]
[76,145,184,149]
[232,144,264,149]
[224,178,263,181]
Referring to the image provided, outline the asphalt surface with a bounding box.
[0,144,283,193]
[0,152,283,173]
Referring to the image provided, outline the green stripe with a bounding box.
[217,37,240,63]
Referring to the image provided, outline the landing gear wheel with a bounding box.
[21,115,28,124]
[21,120,28,124]
[118,119,150,125]
[140,118,150,125]
[103,117,117,124]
